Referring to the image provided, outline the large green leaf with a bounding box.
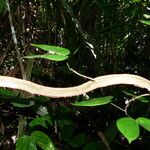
[72,96,113,107]
[31,44,70,56]
[117,117,139,143]
[31,131,55,150]
[16,135,37,150]
[23,54,68,61]
[136,117,150,132]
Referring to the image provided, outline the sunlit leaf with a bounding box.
[16,135,37,150]
[139,20,150,25]
[136,117,150,132]
[31,44,70,56]
[131,0,141,3]
[143,14,150,19]
[31,131,55,150]
[117,117,139,143]
[23,54,69,61]
[72,96,113,107]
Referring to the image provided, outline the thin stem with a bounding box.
[125,93,150,113]
[5,0,26,79]
[111,103,125,113]
[67,63,95,81]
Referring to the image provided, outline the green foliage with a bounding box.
[117,117,150,143]
[16,131,56,150]
[24,44,70,61]
[1,0,150,149]
[139,20,150,25]
[29,115,53,128]
[72,96,113,106]
[16,135,37,150]
[117,117,139,143]
[0,88,18,97]
[139,14,150,25]
[24,54,69,61]
[68,133,86,148]
[136,117,150,131]
[31,131,56,150]
[0,0,6,12]
[31,44,70,56]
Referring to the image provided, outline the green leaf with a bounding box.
[136,117,150,132]
[11,101,34,108]
[31,44,70,56]
[42,115,53,126]
[131,0,141,3]
[139,20,150,25]
[16,135,37,150]
[72,96,113,107]
[23,54,68,61]
[0,88,18,97]
[143,14,150,19]
[122,90,135,97]
[117,117,139,143]
[29,115,53,128]
[29,118,48,128]
[31,131,55,150]
[138,97,150,103]
[69,133,86,148]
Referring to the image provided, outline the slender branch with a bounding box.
[67,63,95,81]
[5,0,26,79]
[125,93,150,113]
[111,103,125,113]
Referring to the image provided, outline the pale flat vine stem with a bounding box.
[5,0,26,79]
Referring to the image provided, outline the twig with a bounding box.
[67,63,95,81]
[111,103,125,113]
[125,93,150,113]
[96,130,111,150]
[5,0,26,79]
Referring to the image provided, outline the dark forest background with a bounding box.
[0,0,150,149]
